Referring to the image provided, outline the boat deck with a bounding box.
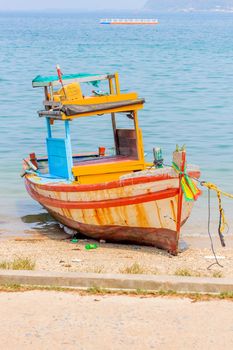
[73,155,135,166]
[37,154,137,178]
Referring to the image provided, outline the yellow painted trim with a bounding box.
[62,92,138,106]
[72,159,145,177]
[75,171,131,184]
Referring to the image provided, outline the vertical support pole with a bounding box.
[114,72,120,95]
[65,120,70,140]
[111,112,119,155]
[65,120,74,180]
[44,86,49,101]
[133,110,144,161]
[175,151,186,250]
[46,117,52,138]
[109,75,119,154]
[46,117,52,176]
[108,77,115,95]
[49,83,54,100]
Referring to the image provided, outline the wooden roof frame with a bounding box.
[32,74,114,88]
[35,72,145,120]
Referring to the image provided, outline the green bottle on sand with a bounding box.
[85,243,98,250]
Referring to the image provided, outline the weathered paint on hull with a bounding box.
[48,209,178,253]
[25,170,199,254]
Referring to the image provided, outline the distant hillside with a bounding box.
[144,0,233,12]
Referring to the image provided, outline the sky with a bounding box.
[0,0,147,11]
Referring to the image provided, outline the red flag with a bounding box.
[56,64,63,82]
[56,64,67,98]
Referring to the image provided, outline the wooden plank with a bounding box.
[116,129,136,139]
[116,129,137,157]
[119,146,138,157]
[118,138,137,147]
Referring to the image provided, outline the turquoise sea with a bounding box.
[1,11,233,239]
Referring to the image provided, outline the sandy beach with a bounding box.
[0,232,233,278]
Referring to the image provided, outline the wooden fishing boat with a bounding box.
[23,70,201,254]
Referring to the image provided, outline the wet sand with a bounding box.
[0,291,233,350]
[0,232,233,278]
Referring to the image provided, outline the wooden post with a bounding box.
[49,83,54,101]
[44,86,49,102]
[111,113,119,155]
[133,110,144,161]
[46,117,52,138]
[65,120,70,139]
[109,75,119,154]
[174,150,186,245]
[114,72,120,95]
[65,120,74,180]
[108,77,115,95]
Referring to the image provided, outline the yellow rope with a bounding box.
[201,182,229,235]
[172,164,230,241]
[202,182,233,200]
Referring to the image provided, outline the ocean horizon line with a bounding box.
[1,9,233,15]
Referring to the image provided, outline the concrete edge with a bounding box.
[0,270,233,294]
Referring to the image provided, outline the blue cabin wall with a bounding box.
[46,118,73,180]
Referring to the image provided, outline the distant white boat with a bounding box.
[100,18,159,25]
